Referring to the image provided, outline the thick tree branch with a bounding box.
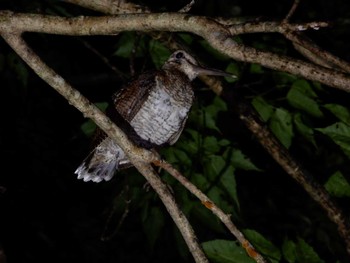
[0,32,208,263]
[1,11,350,92]
[2,5,350,259]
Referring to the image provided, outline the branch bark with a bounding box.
[0,32,209,263]
[1,4,350,259]
[228,94,350,255]
[154,160,267,263]
[1,11,350,92]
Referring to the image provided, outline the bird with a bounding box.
[75,50,233,182]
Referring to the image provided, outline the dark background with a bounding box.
[1,0,350,262]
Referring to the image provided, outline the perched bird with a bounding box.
[75,50,233,182]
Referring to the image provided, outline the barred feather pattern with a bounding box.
[75,68,194,182]
[74,50,230,183]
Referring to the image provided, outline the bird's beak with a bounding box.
[193,64,236,79]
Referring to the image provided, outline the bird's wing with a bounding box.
[113,71,159,122]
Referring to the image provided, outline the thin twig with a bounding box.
[78,38,129,79]
[179,0,196,13]
[101,186,131,241]
[225,19,350,73]
[283,0,300,22]
[227,21,329,35]
[154,160,268,263]
[282,30,350,73]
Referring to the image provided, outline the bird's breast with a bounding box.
[130,78,194,146]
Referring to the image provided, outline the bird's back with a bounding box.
[115,69,194,146]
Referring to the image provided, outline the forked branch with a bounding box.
[0,32,209,263]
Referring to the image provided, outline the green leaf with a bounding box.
[173,224,190,259]
[324,171,350,197]
[282,238,297,263]
[186,128,201,145]
[203,159,239,214]
[205,96,228,132]
[113,32,147,58]
[7,53,29,87]
[209,96,228,112]
[243,229,281,262]
[179,129,201,155]
[171,148,192,167]
[273,72,298,86]
[316,122,350,158]
[189,96,227,132]
[192,172,210,190]
[80,102,109,137]
[220,165,239,210]
[203,136,221,154]
[269,108,294,149]
[202,239,255,263]
[207,186,231,212]
[249,63,264,74]
[251,96,274,122]
[293,113,316,146]
[218,139,231,147]
[225,62,239,83]
[113,32,136,58]
[178,33,193,45]
[95,102,109,111]
[282,238,326,263]
[224,148,262,172]
[80,120,97,137]
[324,103,350,125]
[149,39,171,69]
[295,238,325,263]
[205,155,226,181]
[204,109,220,132]
[287,80,323,118]
[142,207,165,250]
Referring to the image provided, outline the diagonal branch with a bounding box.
[154,160,267,263]
[229,94,350,255]
[1,4,350,258]
[0,32,208,263]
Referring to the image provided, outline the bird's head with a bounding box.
[162,50,235,81]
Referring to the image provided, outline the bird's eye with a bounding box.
[175,52,184,59]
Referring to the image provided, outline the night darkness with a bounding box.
[1,1,350,263]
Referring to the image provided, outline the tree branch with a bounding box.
[154,160,267,263]
[1,11,350,92]
[0,32,208,263]
[229,94,350,255]
[2,4,350,259]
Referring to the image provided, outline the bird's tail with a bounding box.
[74,138,129,183]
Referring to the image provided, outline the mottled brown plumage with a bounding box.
[75,50,233,182]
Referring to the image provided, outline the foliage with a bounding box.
[1,1,350,263]
[95,30,350,262]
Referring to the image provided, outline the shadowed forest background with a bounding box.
[1,0,350,262]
